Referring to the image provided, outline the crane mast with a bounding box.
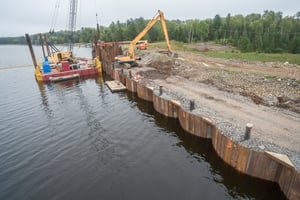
[68,0,78,51]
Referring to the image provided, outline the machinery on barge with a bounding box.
[26,0,101,82]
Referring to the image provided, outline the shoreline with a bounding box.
[103,61,300,200]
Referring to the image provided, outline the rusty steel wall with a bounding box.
[288,172,300,200]
[119,70,126,85]
[101,57,300,200]
[246,151,279,181]
[125,76,137,93]
[152,94,180,118]
[96,43,122,65]
[111,69,120,81]
[94,42,123,74]
[278,165,297,197]
[137,84,153,102]
[178,109,214,139]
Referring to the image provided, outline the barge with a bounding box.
[26,33,102,83]
[33,54,102,82]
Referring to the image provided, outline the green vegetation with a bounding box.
[98,10,300,54]
[1,10,300,55]
[201,52,300,65]
[151,41,300,65]
[0,36,26,44]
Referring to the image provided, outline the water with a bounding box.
[0,45,286,200]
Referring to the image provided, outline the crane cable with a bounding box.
[78,0,82,30]
[94,0,100,25]
[50,0,61,33]
[94,0,101,41]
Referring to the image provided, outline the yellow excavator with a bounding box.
[115,10,175,66]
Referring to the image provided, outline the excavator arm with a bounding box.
[115,10,173,66]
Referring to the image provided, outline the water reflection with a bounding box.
[33,75,286,200]
[126,92,287,200]
[36,81,54,120]
[73,77,115,166]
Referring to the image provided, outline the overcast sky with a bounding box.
[0,0,299,37]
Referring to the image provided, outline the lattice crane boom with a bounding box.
[68,0,78,51]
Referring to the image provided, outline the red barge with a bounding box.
[25,33,101,83]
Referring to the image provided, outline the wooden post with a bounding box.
[43,33,51,56]
[39,33,46,58]
[25,33,37,68]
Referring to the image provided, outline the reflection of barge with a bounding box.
[25,33,101,82]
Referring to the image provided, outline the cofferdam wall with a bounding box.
[103,65,300,200]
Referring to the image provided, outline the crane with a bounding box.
[115,10,174,66]
[68,0,78,51]
[27,0,79,67]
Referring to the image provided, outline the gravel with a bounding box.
[130,52,300,171]
[148,79,300,171]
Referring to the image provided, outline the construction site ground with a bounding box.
[127,43,300,170]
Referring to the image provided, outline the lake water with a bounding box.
[0,45,286,199]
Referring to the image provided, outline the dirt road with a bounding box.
[132,48,300,169]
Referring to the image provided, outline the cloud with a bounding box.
[0,0,299,37]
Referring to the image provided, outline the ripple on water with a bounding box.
[0,65,288,200]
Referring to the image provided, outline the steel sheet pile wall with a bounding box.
[125,76,137,93]
[137,84,153,102]
[112,68,120,81]
[94,43,122,67]
[153,94,180,118]
[178,109,214,139]
[288,172,300,199]
[102,59,300,200]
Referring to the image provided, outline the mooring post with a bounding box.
[159,86,163,96]
[244,123,253,140]
[190,100,195,111]
[43,33,51,56]
[25,33,37,68]
[39,33,46,58]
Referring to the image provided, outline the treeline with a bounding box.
[1,10,300,53]
[0,36,26,44]
[0,28,97,46]
[100,10,300,53]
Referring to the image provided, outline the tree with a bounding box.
[212,14,222,40]
[1,10,300,54]
[289,36,300,53]
[238,26,251,52]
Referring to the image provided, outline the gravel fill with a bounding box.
[127,51,300,171]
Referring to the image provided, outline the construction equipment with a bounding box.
[39,33,74,63]
[115,10,174,66]
[137,40,149,50]
[67,0,78,52]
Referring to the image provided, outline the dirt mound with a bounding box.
[138,53,175,79]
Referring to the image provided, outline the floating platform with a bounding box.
[105,80,126,92]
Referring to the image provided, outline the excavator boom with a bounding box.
[115,10,173,66]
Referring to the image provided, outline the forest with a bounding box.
[1,10,300,53]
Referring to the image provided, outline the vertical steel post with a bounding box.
[244,123,253,140]
[39,33,46,58]
[43,33,51,56]
[25,34,37,68]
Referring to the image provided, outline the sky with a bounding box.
[0,0,299,37]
